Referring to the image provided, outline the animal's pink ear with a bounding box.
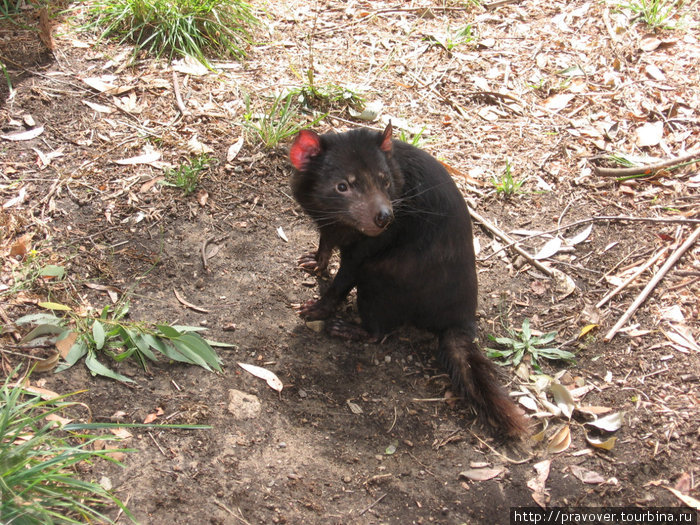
[290,130,322,170]
[379,122,393,153]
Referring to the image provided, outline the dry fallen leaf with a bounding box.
[1,126,45,141]
[548,424,571,453]
[82,100,114,114]
[534,237,563,260]
[566,224,593,246]
[569,465,606,484]
[55,331,78,359]
[664,486,700,510]
[46,413,72,426]
[636,121,663,147]
[109,427,133,439]
[527,459,551,508]
[585,411,624,432]
[82,76,134,95]
[34,352,60,372]
[227,137,244,162]
[552,268,576,298]
[10,382,60,400]
[115,151,161,165]
[550,383,575,419]
[197,189,209,207]
[542,93,575,112]
[459,466,505,481]
[346,399,363,414]
[187,135,214,155]
[238,362,283,392]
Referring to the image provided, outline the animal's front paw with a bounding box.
[297,298,335,320]
[326,318,373,341]
[297,251,322,274]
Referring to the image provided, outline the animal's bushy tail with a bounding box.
[438,327,528,437]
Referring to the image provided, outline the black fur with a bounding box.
[290,124,527,437]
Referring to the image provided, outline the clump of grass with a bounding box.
[486,319,575,371]
[85,0,260,64]
[0,0,20,17]
[162,154,213,195]
[290,69,365,112]
[16,299,227,383]
[243,92,325,149]
[621,0,680,28]
[0,372,135,524]
[424,24,475,52]
[491,159,525,197]
[398,126,427,148]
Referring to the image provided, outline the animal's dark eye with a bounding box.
[336,182,349,193]
[384,177,391,188]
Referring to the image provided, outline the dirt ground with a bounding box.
[1,1,699,524]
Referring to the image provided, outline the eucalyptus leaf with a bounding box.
[92,320,105,350]
[585,411,624,432]
[85,352,134,383]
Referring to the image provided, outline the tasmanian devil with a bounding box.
[289,123,527,437]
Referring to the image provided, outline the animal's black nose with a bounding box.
[374,207,393,229]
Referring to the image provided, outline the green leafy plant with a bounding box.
[621,0,680,28]
[0,373,135,524]
[243,92,325,149]
[16,300,227,382]
[84,0,260,64]
[162,154,213,195]
[424,24,474,52]
[486,318,575,371]
[291,69,365,112]
[491,159,525,197]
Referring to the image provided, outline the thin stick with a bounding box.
[484,0,523,9]
[172,72,188,115]
[592,149,700,177]
[358,493,387,516]
[484,215,700,260]
[604,226,700,341]
[0,304,22,342]
[596,247,670,308]
[468,206,554,277]
[173,288,210,313]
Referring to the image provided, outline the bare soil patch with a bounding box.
[1,1,699,524]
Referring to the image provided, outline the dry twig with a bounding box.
[173,288,210,313]
[604,226,700,341]
[468,206,554,277]
[172,72,188,115]
[591,149,700,177]
[596,247,670,308]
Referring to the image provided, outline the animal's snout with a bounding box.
[374,206,393,229]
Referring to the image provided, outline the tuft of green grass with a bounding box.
[84,0,260,64]
[243,92,325,150]
[0,372,135,524]
[291,69,365,112]
[0,0,19,17]
[621,0,681,28]
[491,159,525,197]
[424,24,475,52]
[486,318,575,371]
[398,126,427,148]
[162,153,213,195]
[16,299,229,383]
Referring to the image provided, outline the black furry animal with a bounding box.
[289,123,527,437]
